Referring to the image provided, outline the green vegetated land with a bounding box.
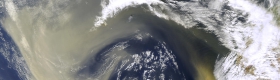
[270,6,280,26]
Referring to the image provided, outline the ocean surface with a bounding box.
[0,0,280,80]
